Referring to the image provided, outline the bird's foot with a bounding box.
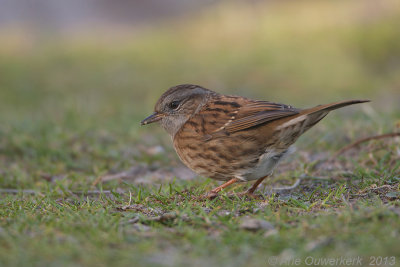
[234,191,264,200]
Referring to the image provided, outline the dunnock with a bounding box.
[141,84,369,198]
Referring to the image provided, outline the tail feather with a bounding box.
[276,99,369,145]
[301,99,370,131]
[303,99,370,115]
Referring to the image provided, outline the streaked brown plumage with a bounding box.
[141,84,369,198]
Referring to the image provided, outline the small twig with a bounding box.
[92,173,125,186]
[0,189,38,194]
[92,175,104,186]
[264,174,332,195]
[92,170,134,186]
[119,217,140,225]
[299,174,332,181]
[332,132,400,159]
[71,190,112,195]
[0,189,112,196]
[128,190,133,206]
[267,178,302,193]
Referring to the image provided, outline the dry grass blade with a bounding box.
[331,132,400,159]
[0,189,38,194]
[0,189,111,195]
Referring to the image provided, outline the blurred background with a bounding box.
[0,0,399,181]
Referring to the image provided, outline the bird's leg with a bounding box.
[245,175,269,195]
[210,178,239,193]
[233,176,268,199]
[206,178,239,199]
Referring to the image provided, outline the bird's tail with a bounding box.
[303,99,370,115]
[275,99,370,144]
[300,99,370,129]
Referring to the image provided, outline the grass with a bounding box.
[1,166,399,266]
[1,0,400,266]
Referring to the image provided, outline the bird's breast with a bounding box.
[173,124,280,181]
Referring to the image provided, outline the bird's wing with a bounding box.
[196,96,299,138]
[223,100,299,133]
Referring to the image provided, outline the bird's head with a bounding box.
[141,84,213,137]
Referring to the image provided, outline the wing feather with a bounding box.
[198,97,299,135]
[223,101,299,133]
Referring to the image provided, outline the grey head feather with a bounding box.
[155,84,214,137]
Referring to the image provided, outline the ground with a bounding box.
[1,134,399,266]
[0,1,400,266]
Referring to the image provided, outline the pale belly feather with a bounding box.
[237,146,294,181]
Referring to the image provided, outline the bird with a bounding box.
[141,84,369,198]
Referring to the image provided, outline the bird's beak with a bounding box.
[141,112,164,125]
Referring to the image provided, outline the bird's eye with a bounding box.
[169,101,180,110]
